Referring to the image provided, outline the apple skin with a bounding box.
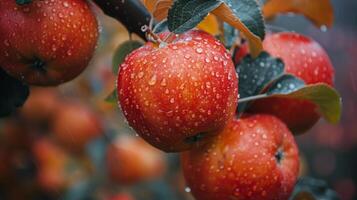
[247,32,335,133]
[0,0,98,86]
[117,30,238,152]
[106,136,166,184]
[52,102,103,151]
[181,114,300,200]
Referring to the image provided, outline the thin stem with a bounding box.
[238,94,268,103]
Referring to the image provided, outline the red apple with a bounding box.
[0,0,98,86]
[117,30,238,152]
[248,32,335,133]
[52,102,103,151]
[181,114,300,200]
[233,41,249,65]
[106,136,166,184]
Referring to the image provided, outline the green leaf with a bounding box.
[112,40,143,75]
[0,68,29,118]
[105,89,117,104]
[167,0,222,34]
[266,74,305,95]
[270,83,342,124]
[239,78,342,124]
[237,52,284,99]
[221,0,265,40]
[290,177,340,200]
[16,0,32,5]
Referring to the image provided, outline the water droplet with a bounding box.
[185,187,191,193]
[170,98,175,103]
[148,75,157,85]
[160,78,167,86]
[196,48,203,54]
[320,25,327,32]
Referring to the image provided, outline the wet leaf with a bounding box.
[266,74,305,95]
[263,0,334,28]
[290,177,340,200]
[212,0,265,57]
[268,82,342,124]
[167,0,222,34]
[112,40,143,75]
[197,14,220,35]
[237,52,284,99]
[142,0,173,21]
[0,68,29,118]
[239,74,342,124]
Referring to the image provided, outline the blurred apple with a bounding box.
[106,136,166,184]
[52,102,103,151]
[20,87,60,124]
[32,138,68,192]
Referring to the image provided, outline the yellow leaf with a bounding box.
[196,14,220,35]
[263,0,334,28]
[141,0,173,21]
[212,4,263,57]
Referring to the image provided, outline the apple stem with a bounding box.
[238,94,268,103]
[141,25,167,46]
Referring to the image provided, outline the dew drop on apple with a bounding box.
[196,48,203,54]
[160,78,167,86]
[137,71,144,78]
[148,75,157,85]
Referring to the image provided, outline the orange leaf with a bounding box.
[263,0,334,28]
[197,14,220,35]
[141,0,173,21]
[212,4,263,57]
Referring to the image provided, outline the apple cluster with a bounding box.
[117,28,335,200]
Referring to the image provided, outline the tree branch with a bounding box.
[92,0,151,40]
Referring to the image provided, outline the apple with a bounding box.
[20,87,60,123]
[233,41,249,65]
[246,32,335,133]
[52,102,103,151]
[106,136,166,184]
[0,0,98,86]
[117,30,238,152]
[32,138,68,192]
[181,114,300,200]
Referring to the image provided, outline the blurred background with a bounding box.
[0,0,356,200]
